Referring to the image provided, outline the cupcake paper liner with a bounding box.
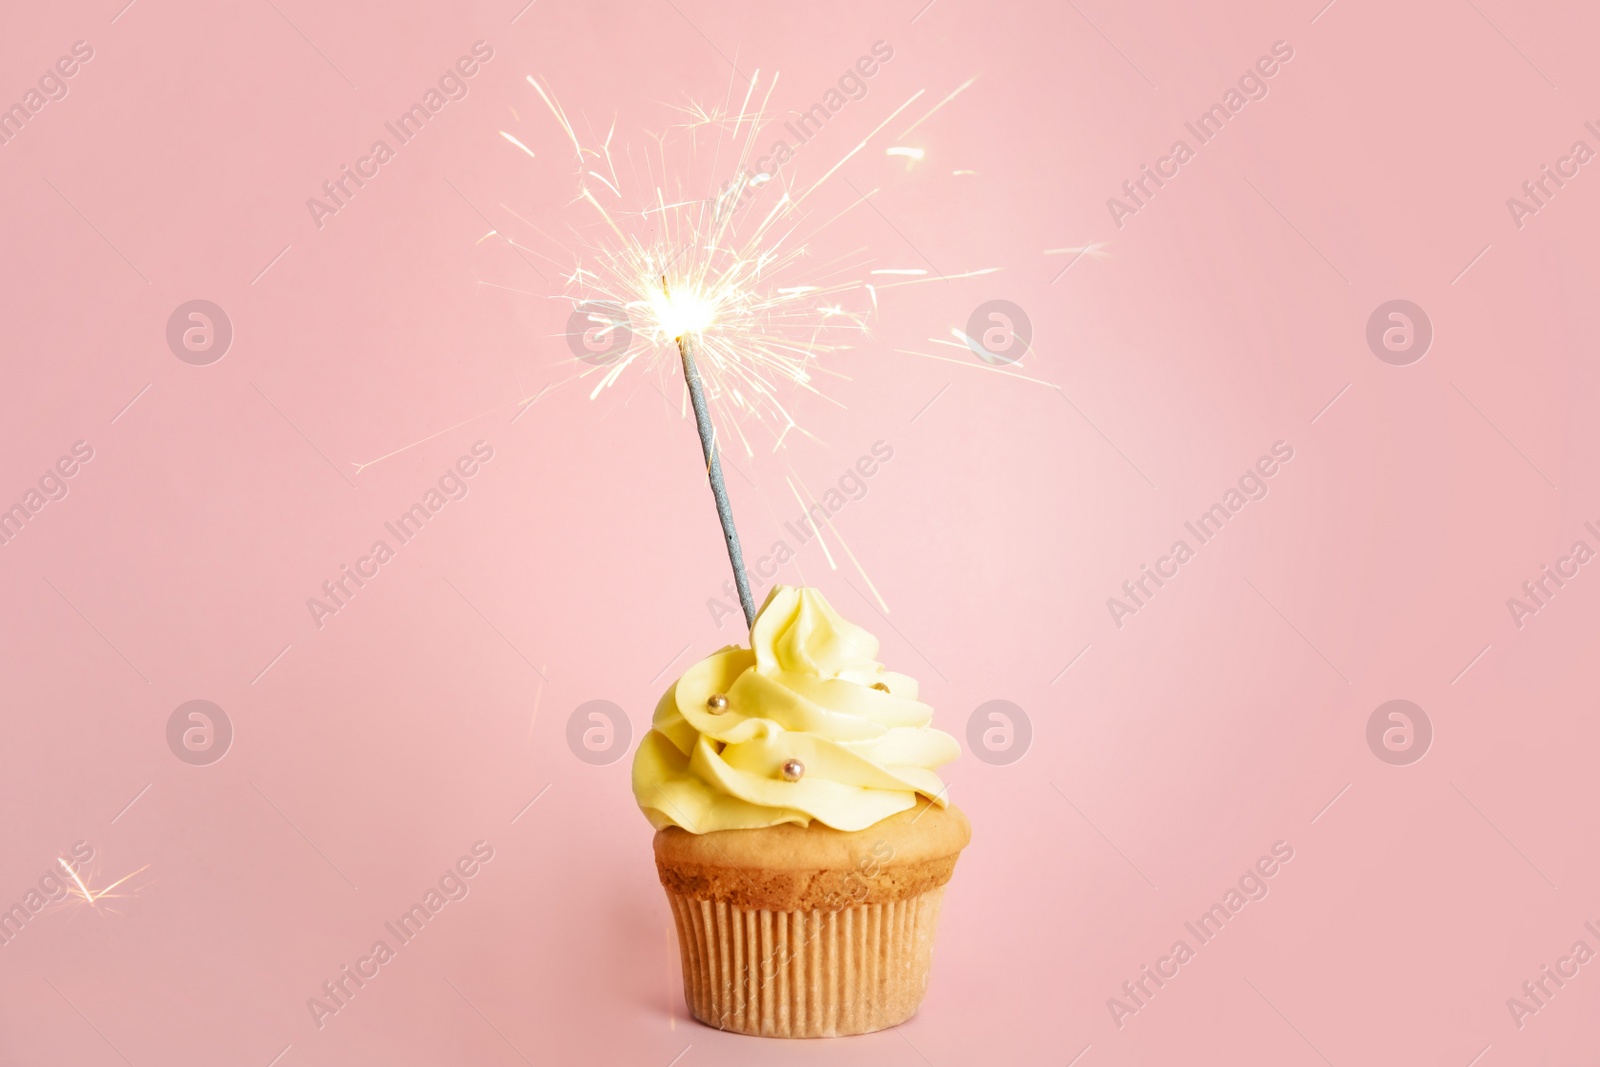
[665,887,947,1038]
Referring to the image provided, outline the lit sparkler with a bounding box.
[513,72,897,627]
[532,71,886,446]
[490,71,1001,623]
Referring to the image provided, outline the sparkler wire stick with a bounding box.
[676,331,756,629]
[666,272,755,628]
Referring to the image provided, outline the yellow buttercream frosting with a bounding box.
[632,586,960,833]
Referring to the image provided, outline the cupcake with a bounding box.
[632,585,969,1037]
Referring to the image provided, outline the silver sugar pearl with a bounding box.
[780,758,805,782]
[706,693,729,714]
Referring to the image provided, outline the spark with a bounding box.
[352,403,522,472]
[897,343,1060,388]
[60,857,150,908]
[897,76,978,139]
[784,475,836,569]
[886,146,925,161]
[1045,242,1110,259]
[586,170,621,197]
[526,76,583,163]
[59,858,91,900]
[499,131,537,159]
[796,90,924,209]
[866,266,1002,292]
[785,470,888,613]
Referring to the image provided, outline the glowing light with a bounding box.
[647,282,717,340]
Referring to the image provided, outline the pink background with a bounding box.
[2,0,1597,1064]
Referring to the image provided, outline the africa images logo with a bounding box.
[0,40,95,148]
[1105,40,1295,229]
[1107,841,1296,1029]
[306,842,495,1029]
[1105,441,1294,628]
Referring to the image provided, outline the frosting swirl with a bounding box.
[632,586,960,833]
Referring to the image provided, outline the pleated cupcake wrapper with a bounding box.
[666,887,946,1038]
